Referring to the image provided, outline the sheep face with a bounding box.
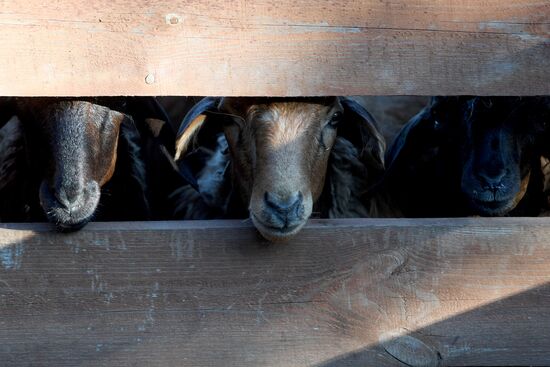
[22,100,127,231]
[222,98,344,241]
[176,97,384,241]
[460,97,549,216]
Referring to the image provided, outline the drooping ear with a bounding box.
[97,109,137,187]
[384,102,431,171]
[384,97,446,173]
[175,97,221,160]
[98,110,152,221]
[384,96,462,175]
[338,97,386,171]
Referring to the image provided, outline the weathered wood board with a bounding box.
[1,218,550,366]
[0,1,548,96]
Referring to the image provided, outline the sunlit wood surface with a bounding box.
[0,1,548,96]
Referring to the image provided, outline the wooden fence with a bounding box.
[1,1,550,366]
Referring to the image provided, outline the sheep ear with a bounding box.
[175,97,220,160]
[384,96,459,175]
[383,96,447,172]
[339,97,386,171]
[175,114,207,160]
[384,104,430,171]
[107,110,140,159]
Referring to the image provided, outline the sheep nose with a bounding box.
[264,191,302,212]
[264,191,304,225]
[56,187,82,210]
[477,170,506,191]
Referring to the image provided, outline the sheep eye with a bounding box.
[328,111,343,127]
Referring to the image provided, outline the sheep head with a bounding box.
[385,96,550,217]
[18,99,132,231]
[459,97,550,216]
[176,97,385,241]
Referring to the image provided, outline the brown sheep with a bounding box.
[0,97,189,230]
[174,97,386,241]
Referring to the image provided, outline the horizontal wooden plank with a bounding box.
[1,218,550,366]
[0,1,548,96]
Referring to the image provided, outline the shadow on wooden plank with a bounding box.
[315,282,550,366]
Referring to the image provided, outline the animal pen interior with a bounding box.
[0,1,549,366]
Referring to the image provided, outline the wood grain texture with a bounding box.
[1,218,550,366]
[0,1,548,96]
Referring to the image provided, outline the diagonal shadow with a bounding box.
[315,282,550,366]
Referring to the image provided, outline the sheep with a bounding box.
[382,96,550,217]
[174,97,387,241]
[0,97,190,230]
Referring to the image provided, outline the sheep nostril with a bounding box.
[264,191,303,215]
[476,170,506,190]
[56,188,82,210]
[264,192,276,210]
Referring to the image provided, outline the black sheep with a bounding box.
[382,96,550,217]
